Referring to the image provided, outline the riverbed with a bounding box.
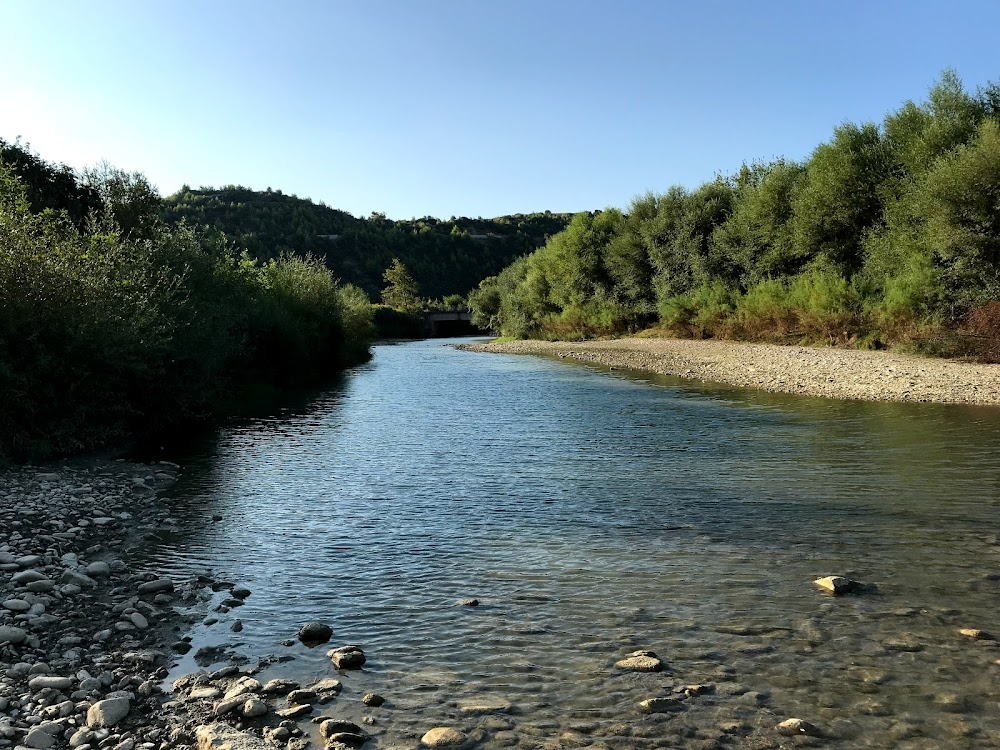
[147,338,1000,749]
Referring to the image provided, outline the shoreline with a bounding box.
[459,337,1000,405]
[0,461,222,750]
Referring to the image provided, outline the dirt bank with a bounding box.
[460,338,1000,405]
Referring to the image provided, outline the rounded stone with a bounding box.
[362,693,385,707]
[421,727,467,748]
[297,621,333,644]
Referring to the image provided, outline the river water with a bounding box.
[149,339,1000,749]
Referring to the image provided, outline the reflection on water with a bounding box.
[147,339,1000,749]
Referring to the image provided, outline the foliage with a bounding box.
[381,258,421,311]
[475,72,1000,354]
[0,159,373,462]
[161,186,572,300]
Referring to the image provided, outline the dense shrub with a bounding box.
[0,160,373,461]
[471,72,1000,353]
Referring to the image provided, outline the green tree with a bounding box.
[381,258,421,311]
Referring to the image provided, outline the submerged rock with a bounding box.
[421,727,467,748]
[959,627,995,640]
[638,697,681,713]
[814,576,855,595]
[327,645,366,669]
[614,650,664,672]
[776,718,821,736]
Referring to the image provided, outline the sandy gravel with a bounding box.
[460,338,1000,405]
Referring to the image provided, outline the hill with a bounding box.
[162,186,572,300]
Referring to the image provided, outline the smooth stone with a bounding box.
[297,621,332,644]
[456,699,510,714]
[16,555,42,567]
[225,677,262,699]
[275,704,311,719]
[129,612,149,629]
[327,645,366,669]
[86,562,111,577]
[231,585,251,599]
[309,678,343,694]
[24,728,55,749]
[614,651,664,672]
[61,570,97,587]
[287,690,317,704]
[638,697,682,713]
[87,697,131,727]
[326,732,368,747]
[28,675,74,691]
[137,579,174,595]
[241,698,267,718]
[776,718,821,736]
[26,580,55,592]
[213,694,252,717]
[320,721,364,738]
[11,570,48,585]
[2,599,31,612]
[959,628,995,640]
[0,625,27,645]
[261,679,300,694]
[421,727,467,748]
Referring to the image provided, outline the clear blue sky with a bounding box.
[2,1,998,219]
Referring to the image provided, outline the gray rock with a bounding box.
[327,645,366,669]
[0,625,27,645]
[86,562,111,577]
[297,621,332,644]
[61,570,97,587]
[69,728,94,747]
[26,579,55,592]
[24,728,56,749]
[287,689,316,704]
[2,598,30,612]
[128,612,149,629]
[11,570,48,585]
[87,697,131,727]
[362,693,385,707]
[458,598,480,606]
[320,721,364,738]
[16,554,42,567]
[28,675,74,691]
[231,585,251,599]
[261,679,299,694]
[137,579,174,595]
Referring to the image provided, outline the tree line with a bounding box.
[0,141,374,461]
[469,72,1000,355]
[161,187,572,301]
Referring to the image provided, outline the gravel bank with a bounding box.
[460,338,1000,405]
[0,461,219,750]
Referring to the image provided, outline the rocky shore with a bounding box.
[0,461,219,750]
[459,337,1000,405]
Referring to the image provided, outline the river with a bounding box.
[148,338,1000,749]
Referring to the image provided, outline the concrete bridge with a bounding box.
[423,310,483,337]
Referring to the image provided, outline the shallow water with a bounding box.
[148,338,1000,749]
